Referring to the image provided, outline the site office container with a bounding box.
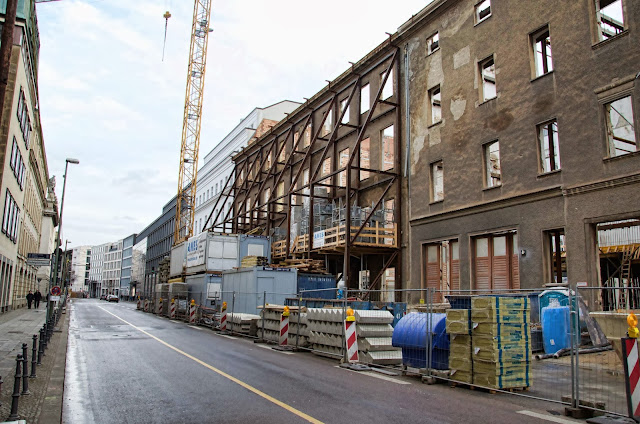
[221,267,297,315]
[184,233,271,274]
[185,272,222,308]
[170,242,186,277]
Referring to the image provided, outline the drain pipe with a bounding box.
[403,43,416,298]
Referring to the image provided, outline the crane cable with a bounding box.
[162,10,171,62]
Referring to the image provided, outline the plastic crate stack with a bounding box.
[446,309,472,384]
[471,297,531,390]
[258,305,309,347]
[307,308,401,365]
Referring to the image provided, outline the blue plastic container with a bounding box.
[392,312,449,369]
[541,305,571,354]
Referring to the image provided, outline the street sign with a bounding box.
[50,296,60,302]
[26,253,51,267]
[51,286,62,296]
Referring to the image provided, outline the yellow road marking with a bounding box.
[97,306,323,424]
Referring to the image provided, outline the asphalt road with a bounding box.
[63,299,581,424]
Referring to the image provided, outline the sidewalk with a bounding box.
[0,303,68,423]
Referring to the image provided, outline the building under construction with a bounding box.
[209,41,402,300]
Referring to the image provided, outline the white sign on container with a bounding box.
[186,233,207,267]
[313,230,325,248]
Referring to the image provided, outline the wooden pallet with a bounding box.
[276,258,326,273]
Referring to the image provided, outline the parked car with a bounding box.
[100,294,107,300]
[107,295,119,303]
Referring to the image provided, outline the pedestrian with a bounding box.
[34,290,42,309]
[26,290,34,309]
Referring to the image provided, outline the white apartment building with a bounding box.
[102,240,122,296]
[193,101,300,235]
[69,245,90,293]
[88,243,107,297]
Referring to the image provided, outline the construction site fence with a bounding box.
[135,284,633,417]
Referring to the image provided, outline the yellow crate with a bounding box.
[471,296,530,311]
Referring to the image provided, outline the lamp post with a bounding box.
[48,158,79,319]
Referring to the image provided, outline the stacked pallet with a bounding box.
[446,309,472,384]
[241,256,268,267]
[307,308,401,365]
[158,256,170,283]
[227,313,261,336]
[258,305,309,347]
[471,297,531,390]
[277,258,326,273]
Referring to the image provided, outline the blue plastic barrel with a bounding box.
[392,312,449,369]
[541,305,571,354]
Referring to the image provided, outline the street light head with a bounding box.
[66,158,80,164]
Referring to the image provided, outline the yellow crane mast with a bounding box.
[173,0,213,246]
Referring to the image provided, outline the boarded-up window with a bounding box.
[472,232,519,291]
[360,138,370,180]
[339,148,349,187]
[431,161,444,202]
[382,125,395,171]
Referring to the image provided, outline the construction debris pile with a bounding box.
[447,297,532,390]
[259,305,309,346]
[274,258,326,273]
[240,256,269,267]
[307,308,401,365]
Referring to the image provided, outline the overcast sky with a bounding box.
[36,0,429,248]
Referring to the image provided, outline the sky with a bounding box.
[36,0,429,248]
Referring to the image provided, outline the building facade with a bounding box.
[399,0,639,303]
[0,1,55,311]
[88,242,106,298]
[119,233,135,299]
[193,100,300,235]
[102,240,122,296]
[68,245,90,293]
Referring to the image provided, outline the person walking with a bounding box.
[34,290,42,309]
[26,290,34,309]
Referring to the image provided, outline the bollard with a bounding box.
[189,300,196,324]
[41,326,48,353]
[170,299,176,319]
[21,343,29,395]
[37,329,44,364]
[9,355,22,420]
[220,301,227,331]
[158,298,163,315]
[137,297,141,310]
[144,299,149,312]
[344,307,359,364]
[279,306,290,346]
[30,335,37,378]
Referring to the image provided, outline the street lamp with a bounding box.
[48,158,79,318]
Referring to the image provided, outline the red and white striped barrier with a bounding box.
[158,298,163,315]
[144,299,149,312]
[136,297,141,310]
[170,299,176,319]
[344,308,358,363]
[220,302,227,331]
[622,337,640,419]
[189,300,196,324]
[279,309,290,346]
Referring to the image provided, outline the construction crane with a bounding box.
[173,0,213,246]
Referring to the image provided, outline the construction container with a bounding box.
[221,267,297,315]
[185,273,222,307]
[297,273,335,299]
[184,233,271,273]
[170,242,186,277]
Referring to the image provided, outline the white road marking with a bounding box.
[216,333,238,340]
[335,366,411,385]
[517,410,581,423]
[96,306,323,424]
[256,344,295,355]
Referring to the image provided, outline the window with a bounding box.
[427,32,439,55]
[479,56,496,101]
[381,68,394,100]
[384,199,395,246]
[532,28,553,77]
[545,229,566,284]
[340,98,350,124]
[431,161,444,202]
[360,138,370,180]
[322,157,332,194]
[303,124,311,148]
[9,137,26,190]
[16,88,31,149]
[596,0,625,41]
[276,182,284,212]
[605,96,636,157]
[429,86,442,125]
[215,183,218,194]
[361,84,370,114]
[2,189,19,243]
[538,120,560,172]
[475,0,491,24]
[339,148,349,187]
[265,151,272,170]
[279,141,286,163]
[484,141,501,188]
[424,240,460,301]
[473,232,519,290]
[382,126,395,171]
[322,109,332,137]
